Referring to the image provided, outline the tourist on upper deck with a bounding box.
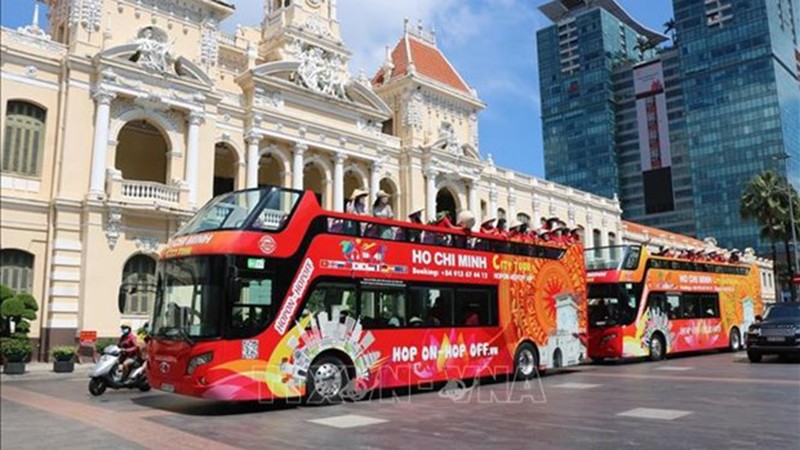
[346,189,368,215]
[373,190,394,219]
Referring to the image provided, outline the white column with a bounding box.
[426,168,437,222]
[89,88,116,197]
[370,161,382,207]
[245,132,261,189]
[185,111,204,206]
[468,180,479,220]
[508,187,517,221]
[292,143,307,190]
[330,0,338,20]
[333,152,345,212]
[489,182,498,219]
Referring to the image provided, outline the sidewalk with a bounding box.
[1,362,93,383]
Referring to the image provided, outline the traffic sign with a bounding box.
[793,274,800,285]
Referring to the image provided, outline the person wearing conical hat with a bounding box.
[480,218,496,233]
[457,210,476,230]
[347,189,369,215]
[408,208,424,224]
[372,190,394,219]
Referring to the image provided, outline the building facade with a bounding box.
[538,0,800,252]
[0,0,622,357]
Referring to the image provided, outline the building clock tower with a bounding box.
[259,0,346,63]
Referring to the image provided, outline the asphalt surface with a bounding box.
[2,352,798,450]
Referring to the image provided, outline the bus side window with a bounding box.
[702,294,720,318]
[408,287,453,327]
[302,283,356,323]
[647,292,667,315]
[680,293,702,319]
[231,278,274,337]
[665,294,681,320]
[454,289,496,327]
[360,289,406,328]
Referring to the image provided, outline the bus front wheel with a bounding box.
[514,342,539,380]
[648,333,666,362]
[306,355,348,406]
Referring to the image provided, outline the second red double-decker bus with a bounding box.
[585,245,763,362]
[143,187,587,403]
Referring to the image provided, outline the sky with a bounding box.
[0,0,673,178]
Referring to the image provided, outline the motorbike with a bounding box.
[88,345,150,396]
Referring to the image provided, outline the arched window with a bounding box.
[2,101,46,176]
[0,249,34,294]
[121,255,157,316]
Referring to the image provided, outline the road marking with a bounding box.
[579,372,800,386]
[617,408,692,420]
[552,383,601,390]
[308,414,388,429]
[653,366,693,371]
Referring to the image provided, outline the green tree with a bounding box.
[0,284,39,338]
[741,171,799,300]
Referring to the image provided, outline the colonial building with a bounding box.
[0,0,622,357]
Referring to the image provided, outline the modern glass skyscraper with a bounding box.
[538,0,800,252]
[674,0,799,250]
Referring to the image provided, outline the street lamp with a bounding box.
[773,152,799,301]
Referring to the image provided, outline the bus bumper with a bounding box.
[588,327,623,359]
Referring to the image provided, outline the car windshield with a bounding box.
[585,246,641,271]
[764,304,800,320]
[588,283,641,328]
[152,256,226,340]
[177,187,301,235]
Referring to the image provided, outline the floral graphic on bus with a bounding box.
[273,306,382,396]
[641,308,671,352]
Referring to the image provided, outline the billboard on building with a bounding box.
[634,61,672,171]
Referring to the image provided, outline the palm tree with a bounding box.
[664,18,677,43]
[741,171,786,297]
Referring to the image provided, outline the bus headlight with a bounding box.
[187,352,214,375]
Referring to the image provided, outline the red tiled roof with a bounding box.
[373,34,471,95]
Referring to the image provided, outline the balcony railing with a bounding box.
[121,180,180,204]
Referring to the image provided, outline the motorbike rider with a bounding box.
[118,324,140,382]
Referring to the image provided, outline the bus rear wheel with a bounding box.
[306,355,348,406]
[728,328,741,352]
[648,334,666,362]
[514,343,539,380]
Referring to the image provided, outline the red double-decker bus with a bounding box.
[585,245,763,362]
[143,187,587,403]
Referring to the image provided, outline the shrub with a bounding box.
[95,338,117,353]
[1,338,32,363]
[51,346,77,362]
[0,285,39,338]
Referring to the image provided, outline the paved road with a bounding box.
[2,352,798,450]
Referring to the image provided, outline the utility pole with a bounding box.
[773,153,798,302]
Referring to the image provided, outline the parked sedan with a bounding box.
[746,302,800,362]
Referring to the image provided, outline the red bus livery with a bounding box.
[146,187,587,402]
[586,245,763,361]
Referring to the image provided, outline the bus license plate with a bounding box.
[766,337,785,343]
[160,383,175,393]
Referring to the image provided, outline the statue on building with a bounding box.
[296,45,350,100]
[132,27,173,75]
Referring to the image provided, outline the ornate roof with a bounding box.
[373,27,473,96]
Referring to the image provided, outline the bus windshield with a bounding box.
[177,187,301,236]
[152,256,226,340]
[585,245,642,271]
[588,283,641,328]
